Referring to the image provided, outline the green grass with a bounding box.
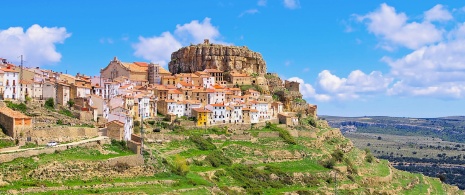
[20,142,38,149]
[264,158,327,173]
[0,139,15,148]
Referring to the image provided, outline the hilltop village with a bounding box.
[0,40,317,146]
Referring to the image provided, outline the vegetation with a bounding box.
[44,98,54,109]
[0,139,15,148]
[67,99,75,108]
[59,108,74,118]
[205,150,232,167]
[189,135,216,150]
[5,101,27,113]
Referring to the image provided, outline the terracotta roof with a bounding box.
[1,68,19,72]
[250,109,259,112]
[163,75,176,79]
[178,81,193,87]
[121,62,147,72]
[108,120,124,126]
[133,62,148,67]
[0,107,30,119]
[158,66,171,74]
[168,89,182,94]
[193,108,212,113]
[210,103,225,107]
[204,69,223,73]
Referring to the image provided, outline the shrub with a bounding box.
[59,108,74,118]
[67,100,75,108]
[113,162,130,173]
[205,150,232,167]
[322,158,336,169]
[189,135,216,151]
[147,120,155,125]
[45,98,54,109]
[331,149,344,162]
[5,101,27,113]
[172,155,189,176]
[134,121,141,127]
[277,128,297,145]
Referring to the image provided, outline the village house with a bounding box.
[0,107,32,138]
[148,63,171,84]
[278,112,299,127]
[229,72,252,85]
[192,107,211,127]
[204,69,225,85]
[2,66,20,100]
[56,82,71,106]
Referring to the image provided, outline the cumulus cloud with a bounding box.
[283,0,300,9]
[174,18,226,45]
[288,77,331,102]
[424,4,452,22]
[239,9,259,17]
[133,18,228,66]
[353,3,465,99]
[358,3,443,50]
[287,70,392,102]
[0,24,70,67]
[133,32,182,66]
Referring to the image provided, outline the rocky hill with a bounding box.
[168,39,267,75]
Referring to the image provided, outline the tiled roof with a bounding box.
[0,107,30,119]
[193,108,212,113]
[108,120,124,126]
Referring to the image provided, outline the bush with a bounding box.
[172,155,189,176]
[189,135,216,151]
[147,120,155,125]
[5,101,27,113]
[111,139,128,150]
[113,162,130,173]
[67,100,75,108]
[45,98,54,109]
[205,150,232,167]
[331,149,344,162]
[59,108,74,118]
[134,121,141,127]
[322,158,336,169]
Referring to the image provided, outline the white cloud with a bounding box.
[0,24,70,67]
[424,4,452,22]
[358,3,443,50]
[174,17,227,45]
[133,18,229,66]
[287,70,392,102]
[283,0,300,9]
[132,32,182,66]
[288,77,331,102]
[257,0,267,6]
[239,9,259,17]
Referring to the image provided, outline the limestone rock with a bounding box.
[168,40,267,75]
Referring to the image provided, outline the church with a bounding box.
[100,57,171,84]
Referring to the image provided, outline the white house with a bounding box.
[184,100,201,117]
[206,103,227,124]
[2,67,19,100]
[250,109,259,124]
[108,110,133,141]
[136,94,151,119]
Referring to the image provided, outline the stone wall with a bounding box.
[257,132,279,138]
[127,140,141,155]
[105,154,144,167]
[24,127,98,144]
[0,138,110,164]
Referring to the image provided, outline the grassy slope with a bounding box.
[0,123,463,194]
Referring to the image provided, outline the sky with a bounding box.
[1,0,465,118]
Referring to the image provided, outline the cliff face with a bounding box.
[168,39,267,75]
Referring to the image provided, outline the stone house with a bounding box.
[204,69,225,84]
[0,70,4,99]
[42,80,56,102]
[0,107,32,138]
[148,63,171,84]
[107,120,125,141]
[229,72,251,85]
[57,82,71,106]
[278,112,299,127]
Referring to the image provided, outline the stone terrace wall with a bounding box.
[105,154,143,167]
[0,138,110,164]
[26,127,98,144]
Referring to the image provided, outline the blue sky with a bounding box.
[1,0,465,117]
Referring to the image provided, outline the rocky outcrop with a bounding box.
[168,39,267,75]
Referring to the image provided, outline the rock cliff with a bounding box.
[168,39,267,75]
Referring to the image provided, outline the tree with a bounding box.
[173,155,189,176]
[377,136,382,140]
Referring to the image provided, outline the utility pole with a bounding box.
[140,103,144,155]
[19,55,23,102]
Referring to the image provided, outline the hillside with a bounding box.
[1,117,462,194]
